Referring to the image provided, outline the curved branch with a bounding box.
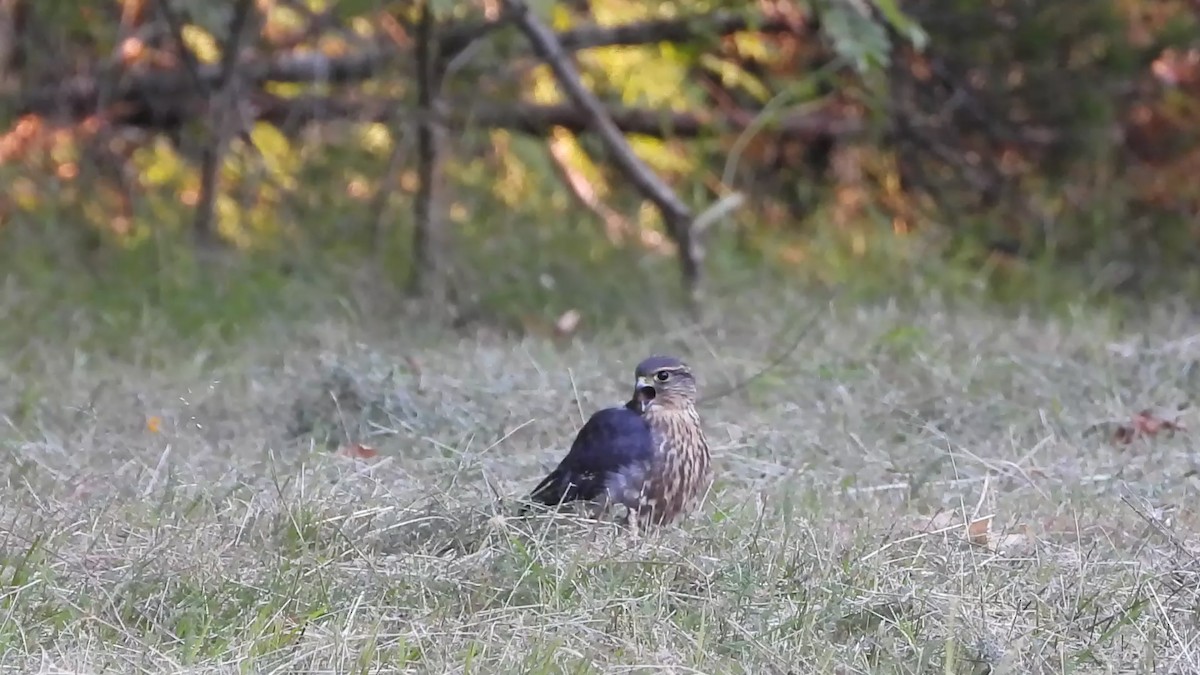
[502,0,702,307]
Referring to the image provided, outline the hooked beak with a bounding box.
[634,375,657,412]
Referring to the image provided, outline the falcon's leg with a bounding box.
[625,507,642,540]
[585,497,611,523]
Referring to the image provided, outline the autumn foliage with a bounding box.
[1,0,1200,300]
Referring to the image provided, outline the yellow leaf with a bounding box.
[551,4,574,31]
[250,122,298,181]
[357,122,393,157]
[181,24,220,64]
[146,416,162,433]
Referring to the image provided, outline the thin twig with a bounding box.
[367,127,412,257]
[411,0,446,300]
[691,191,746,238]
[191,0,257,246]
[698,303,826,405]
[1121,492,1200,567]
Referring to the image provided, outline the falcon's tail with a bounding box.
[520,468,604,514]
[526,468,569,506]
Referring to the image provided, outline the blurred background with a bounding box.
[2,0,1198,347]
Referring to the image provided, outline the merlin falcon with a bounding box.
[525,355,712,528]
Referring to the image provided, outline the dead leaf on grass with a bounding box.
[336,442,379,460]
[1113,408,1185,444]
[971,519,1034,554]
[908,510,1032,553]
[966,514,992,546]
[1084,405,1188,445]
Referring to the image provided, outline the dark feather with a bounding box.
[527,403,654,508]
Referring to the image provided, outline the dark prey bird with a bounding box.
[525,355,712,529]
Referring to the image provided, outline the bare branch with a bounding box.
[692,191,746,237]
[368,129,411,256]
[215,0,254,88]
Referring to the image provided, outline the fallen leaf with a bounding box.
[554,309,582,337]
[966,514,993,547]
[988,532,1032,554]
[911,510,1018,551]
[1114,408,1185,444]
[973,520,1037,554]
[336,443,379,460]
[146,416,162,433]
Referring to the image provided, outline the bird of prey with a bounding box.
[525,355,712,529]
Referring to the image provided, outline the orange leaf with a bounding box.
[337,443,379,460]
[146,416,162,433]
[1114,409,1185,444]
[966,515,992,547]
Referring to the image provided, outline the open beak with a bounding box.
[634,375,657,412]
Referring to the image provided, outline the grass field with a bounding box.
[2,290,1199,674]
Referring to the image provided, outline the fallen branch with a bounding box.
[0,96,860,169]
[503,0,704,308]
[438,8,811,60]
[259,97,860,139]
[17,8,813,128]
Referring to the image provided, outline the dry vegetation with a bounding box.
[3,292,1200,673]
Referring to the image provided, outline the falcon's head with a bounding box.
[631,355,697,413]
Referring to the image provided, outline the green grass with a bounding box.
[1,279,1198,673]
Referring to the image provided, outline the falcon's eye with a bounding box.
[655,370,671,382]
